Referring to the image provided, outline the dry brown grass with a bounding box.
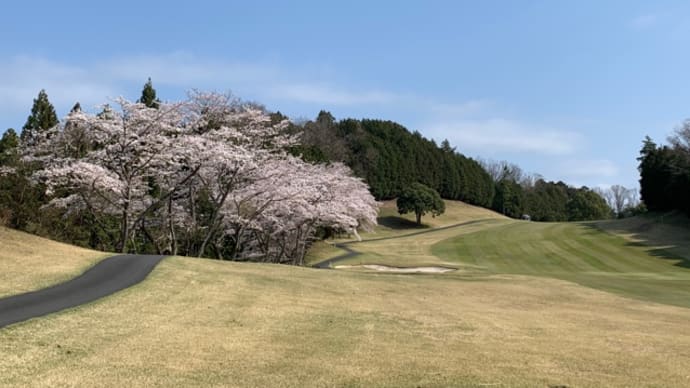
[0,227,109,298]
[303,240,347,266]
[377,199,507,228]
[328,199,507,243]
[2,257,690,387]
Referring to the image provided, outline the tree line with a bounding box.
[638,124,690,216]
[1,82,642,263]
[296,111,494,207]
[475,160,611,221]
[295,111,613,221]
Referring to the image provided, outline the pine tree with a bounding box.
[70,102,82,113]
[138,77,160,109]
[0,129,19,166]
[21,89,59,144]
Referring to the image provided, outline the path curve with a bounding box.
[0,254,166,329]
[313,219,494,269]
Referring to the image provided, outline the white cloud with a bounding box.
[0,53,421,122]
[630,13,661,29]
[98,52,279,87]
[266,83,400,105]
[424,118,582,156]
[559,159,619,178]
[0,56,118,116]
[428,100,489,117]
[1,53,497,132]
[0,53,616,188]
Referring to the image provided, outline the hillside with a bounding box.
[596,212,690,260]
[0,227,108,298]
[304,199,506,264]
[432,220,690,308]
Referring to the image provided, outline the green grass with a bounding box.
[597,211,690,260]
[335,218,506,268]
[3,205,690,386]
[432,220,690,308]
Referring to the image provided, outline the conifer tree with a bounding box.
[21,90,59,144]
[138,78,160,109]
[0,129,19,166]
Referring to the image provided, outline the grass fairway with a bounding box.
[0,227,108,298]
[308,199,507,266]
[432,220,690,308]
[2,257,690,387]
[3,203,690,387]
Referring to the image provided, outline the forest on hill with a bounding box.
[1,81,677,262]
[296,110,612,222]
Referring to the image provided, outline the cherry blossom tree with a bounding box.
[26,99,200,252]
[24,91,379,263]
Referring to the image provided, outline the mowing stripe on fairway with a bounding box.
[432,221,690,308]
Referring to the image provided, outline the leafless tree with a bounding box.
[478,159,524,183]
[598,185,639,216]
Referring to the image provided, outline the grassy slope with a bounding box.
[3,205,690,386]
[597,212,690,259]
[305,199,506,265]
[2,257,690,387]
[432,220,690,308]
[0,227,109,298]
[372,199,507,235]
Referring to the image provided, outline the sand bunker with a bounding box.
[334,264,456,273]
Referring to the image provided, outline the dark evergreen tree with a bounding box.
[299,117,494,205]
[138,77,160,109]
[21,89,59,144]
[638,137,676,212]
[0,129,19,166]
[492,179,524,218]
[566,188,611,221]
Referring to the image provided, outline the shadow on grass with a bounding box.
[581,218,690,270]
[628,242,690,270]
[377,216,430,230]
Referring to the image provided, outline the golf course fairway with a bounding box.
[2,203,690,387]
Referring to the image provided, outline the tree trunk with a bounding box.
[119,209,129,253]
[415,212,422,225]
[168,196,177,255]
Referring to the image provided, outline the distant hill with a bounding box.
[296,111,610,222]
[297,112,495,207]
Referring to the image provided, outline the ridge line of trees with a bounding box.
[297,111,614,222]
[5,82,667,264]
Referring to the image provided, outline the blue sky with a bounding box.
[2,0,690,189]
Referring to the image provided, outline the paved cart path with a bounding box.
[0,254,166,328]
